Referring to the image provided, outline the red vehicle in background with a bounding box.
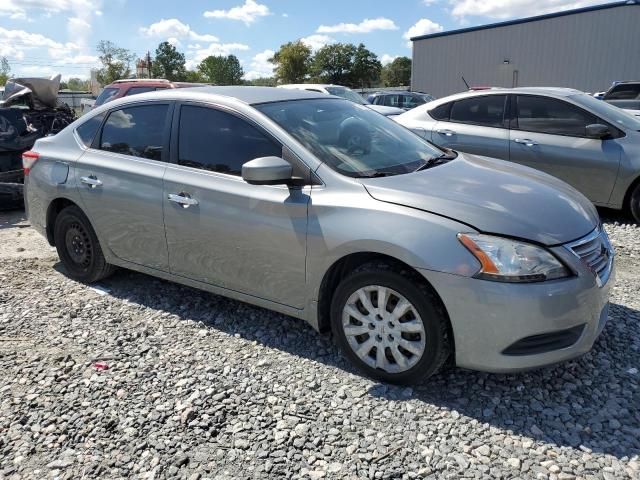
[93,79,206,108]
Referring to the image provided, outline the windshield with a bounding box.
[325,86,367,105]
[95,87,119,106]
[572,93,640,131]
[256,98,445,177]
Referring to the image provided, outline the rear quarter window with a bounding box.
[429,102,451,121]
[75,112,105,148]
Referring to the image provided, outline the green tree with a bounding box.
[151,41,186,81]
[96,40,136,85]
[0,57,11,86]
[349,43,382,88]
[310,43,356,85]
[183,70,204,83]
[67,78,90,91]
[244,77,277,86]
[197,55,243,85]
[381,56,412,87]
[270,41,311,83]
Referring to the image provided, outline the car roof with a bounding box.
[100,85,330,106]
[278,84,345,89]
[426,87,583,106]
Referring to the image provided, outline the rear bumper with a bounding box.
[419,256,614,373]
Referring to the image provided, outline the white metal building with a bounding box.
[410,1,640,97]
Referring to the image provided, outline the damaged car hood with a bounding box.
[360,153,599,246]
[1,74,61,110]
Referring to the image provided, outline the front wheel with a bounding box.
[330,263,451,384]
[53,205,115,283]
[629,183,640,224]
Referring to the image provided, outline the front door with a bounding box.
[75,102,173,270]
[163,103,309,308]
[431,94,510,160]
[509,95,621,205]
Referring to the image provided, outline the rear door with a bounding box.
[508,95,621,204]
[431,94,510,160]
[75,102,173,270]
[162,103,310,308]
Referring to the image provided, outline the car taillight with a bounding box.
[22,151,40,176]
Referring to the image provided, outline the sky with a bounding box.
[0,0,619,81]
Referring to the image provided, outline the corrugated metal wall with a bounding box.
[411,4,640,97]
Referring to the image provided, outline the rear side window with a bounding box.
[99,104,169,161]
[429,102,451,121]
[178,105,281,176]
[516,96,597,137]
[402,95,425,109]
[94,87,119,106]
[450,95,507,127]
[125,86,156,96]
[76,112,105,148]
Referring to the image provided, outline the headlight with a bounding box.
[458,233,570,283]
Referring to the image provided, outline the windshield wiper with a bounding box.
[413,151,457,172]
[359,171,397,178]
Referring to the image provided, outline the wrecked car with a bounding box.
[0,75,75,210]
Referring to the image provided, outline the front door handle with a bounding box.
[436,129,456,136]
[513,138,538,147]
[80,175,102,188]
[168,192,199,208]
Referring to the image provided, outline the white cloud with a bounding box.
[380,54,398,66]
[403,18,444,47]
[140,18,219,43]
[300,34,335,51]
[187,42,251,65]
[317,17,398,34]
[0,0,100,20]
[203,0,270,25]
[244,49,275,80]
[282,13,289,18]
[449,0,609,19]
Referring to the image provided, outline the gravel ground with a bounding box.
[0,208,639,480]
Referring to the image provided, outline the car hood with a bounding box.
[366,104,406,116]
[360,153,599,246]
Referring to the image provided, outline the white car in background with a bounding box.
[278,84,405,116]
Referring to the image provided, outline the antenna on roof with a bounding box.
[461,76,470,89]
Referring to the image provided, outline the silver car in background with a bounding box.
[24,87,613,384]
[395,88,640,223]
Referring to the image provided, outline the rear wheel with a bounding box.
[53,205,115,283]
[629,183,640,224]
[330,263,451,384]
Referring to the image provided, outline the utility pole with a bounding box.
[146,51,152,78]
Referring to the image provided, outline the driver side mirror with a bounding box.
[585,124,611,139]
[242,156,293,185]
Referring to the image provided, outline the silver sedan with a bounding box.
[394,87,640,223]
[24,87,612,383]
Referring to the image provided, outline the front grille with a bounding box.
[502,324,585,356]
[565,228,614,287]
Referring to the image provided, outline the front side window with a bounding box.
[604,84,640,100]
[178,105,281,176]
[257,98,445,178]
[450,95,507,128]
[402,95,425,109]
[516,95,597,137]
[76,112,105,148]
[383,95,400,107]
[94,87,119,106]
[99,104,169,161]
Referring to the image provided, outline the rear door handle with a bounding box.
[436,129,456,136]
[80,175,102,188]
[513,138,538,147]
[168,192,198,208]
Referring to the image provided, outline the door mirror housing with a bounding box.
[242,156,293,185]
[585,123,611,139]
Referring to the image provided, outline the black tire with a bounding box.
[53,205,115,283]
[629,183,640,224]
[330,262,451,385]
